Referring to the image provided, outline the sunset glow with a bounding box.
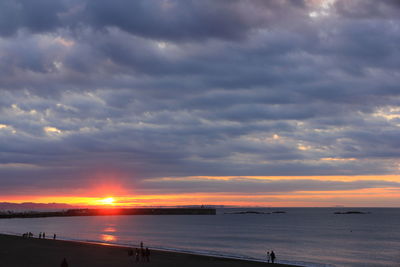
[1,174,400,207]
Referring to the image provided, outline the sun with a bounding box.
[99,197,115,205]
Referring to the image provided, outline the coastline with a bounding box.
[0,233,300,267]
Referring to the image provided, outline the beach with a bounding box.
[0,234,297,267]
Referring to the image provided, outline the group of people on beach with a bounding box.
[38,232,56,239]
[22,231,57,239]
[22,232,33,238]
[266,250,276,264]
[128,241,150,263]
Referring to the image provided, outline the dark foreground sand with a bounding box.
[0,234,299,267]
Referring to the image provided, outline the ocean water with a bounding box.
[0,208,399,267]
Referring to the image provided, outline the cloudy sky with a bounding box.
[1,0,400,207]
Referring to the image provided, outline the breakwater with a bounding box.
[0,207,216,219]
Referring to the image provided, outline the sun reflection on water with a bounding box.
[101,225,117,242]
[101,234,117,242]
[103,227,116,233]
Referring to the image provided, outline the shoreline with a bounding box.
[1,230,272,263]
[0,233,300,267]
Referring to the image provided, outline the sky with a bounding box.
[1,0,400,207]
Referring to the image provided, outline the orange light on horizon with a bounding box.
[1,174,400,207]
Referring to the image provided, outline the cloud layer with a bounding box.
[0,0,400,201]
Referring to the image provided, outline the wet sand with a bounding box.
[0,233,299,267]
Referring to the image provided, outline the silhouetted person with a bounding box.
[43,232,45,239]
[53,233,56,240]
[135,248,140,262]
[39,232,42,239]
[266,251,270,263]
[270,251,276,264]
[145,247,150,262]
[61,258,68,267]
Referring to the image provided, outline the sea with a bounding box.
[0,208,399,267]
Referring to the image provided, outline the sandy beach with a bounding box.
[0,233,298,267]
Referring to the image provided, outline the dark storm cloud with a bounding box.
[0,0,400,195]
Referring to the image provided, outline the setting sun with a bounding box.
[99,197,115,205]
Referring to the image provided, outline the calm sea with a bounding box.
[0,208,399,266]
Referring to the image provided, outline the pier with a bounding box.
[0,207,216,219]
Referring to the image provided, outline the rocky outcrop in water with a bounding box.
[334,211,370,214]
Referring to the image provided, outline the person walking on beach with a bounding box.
[39,232,42,239]
[53,233,56,240]
[43,232,45,239]
[266,251,270,263]
[270,250,276,264]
